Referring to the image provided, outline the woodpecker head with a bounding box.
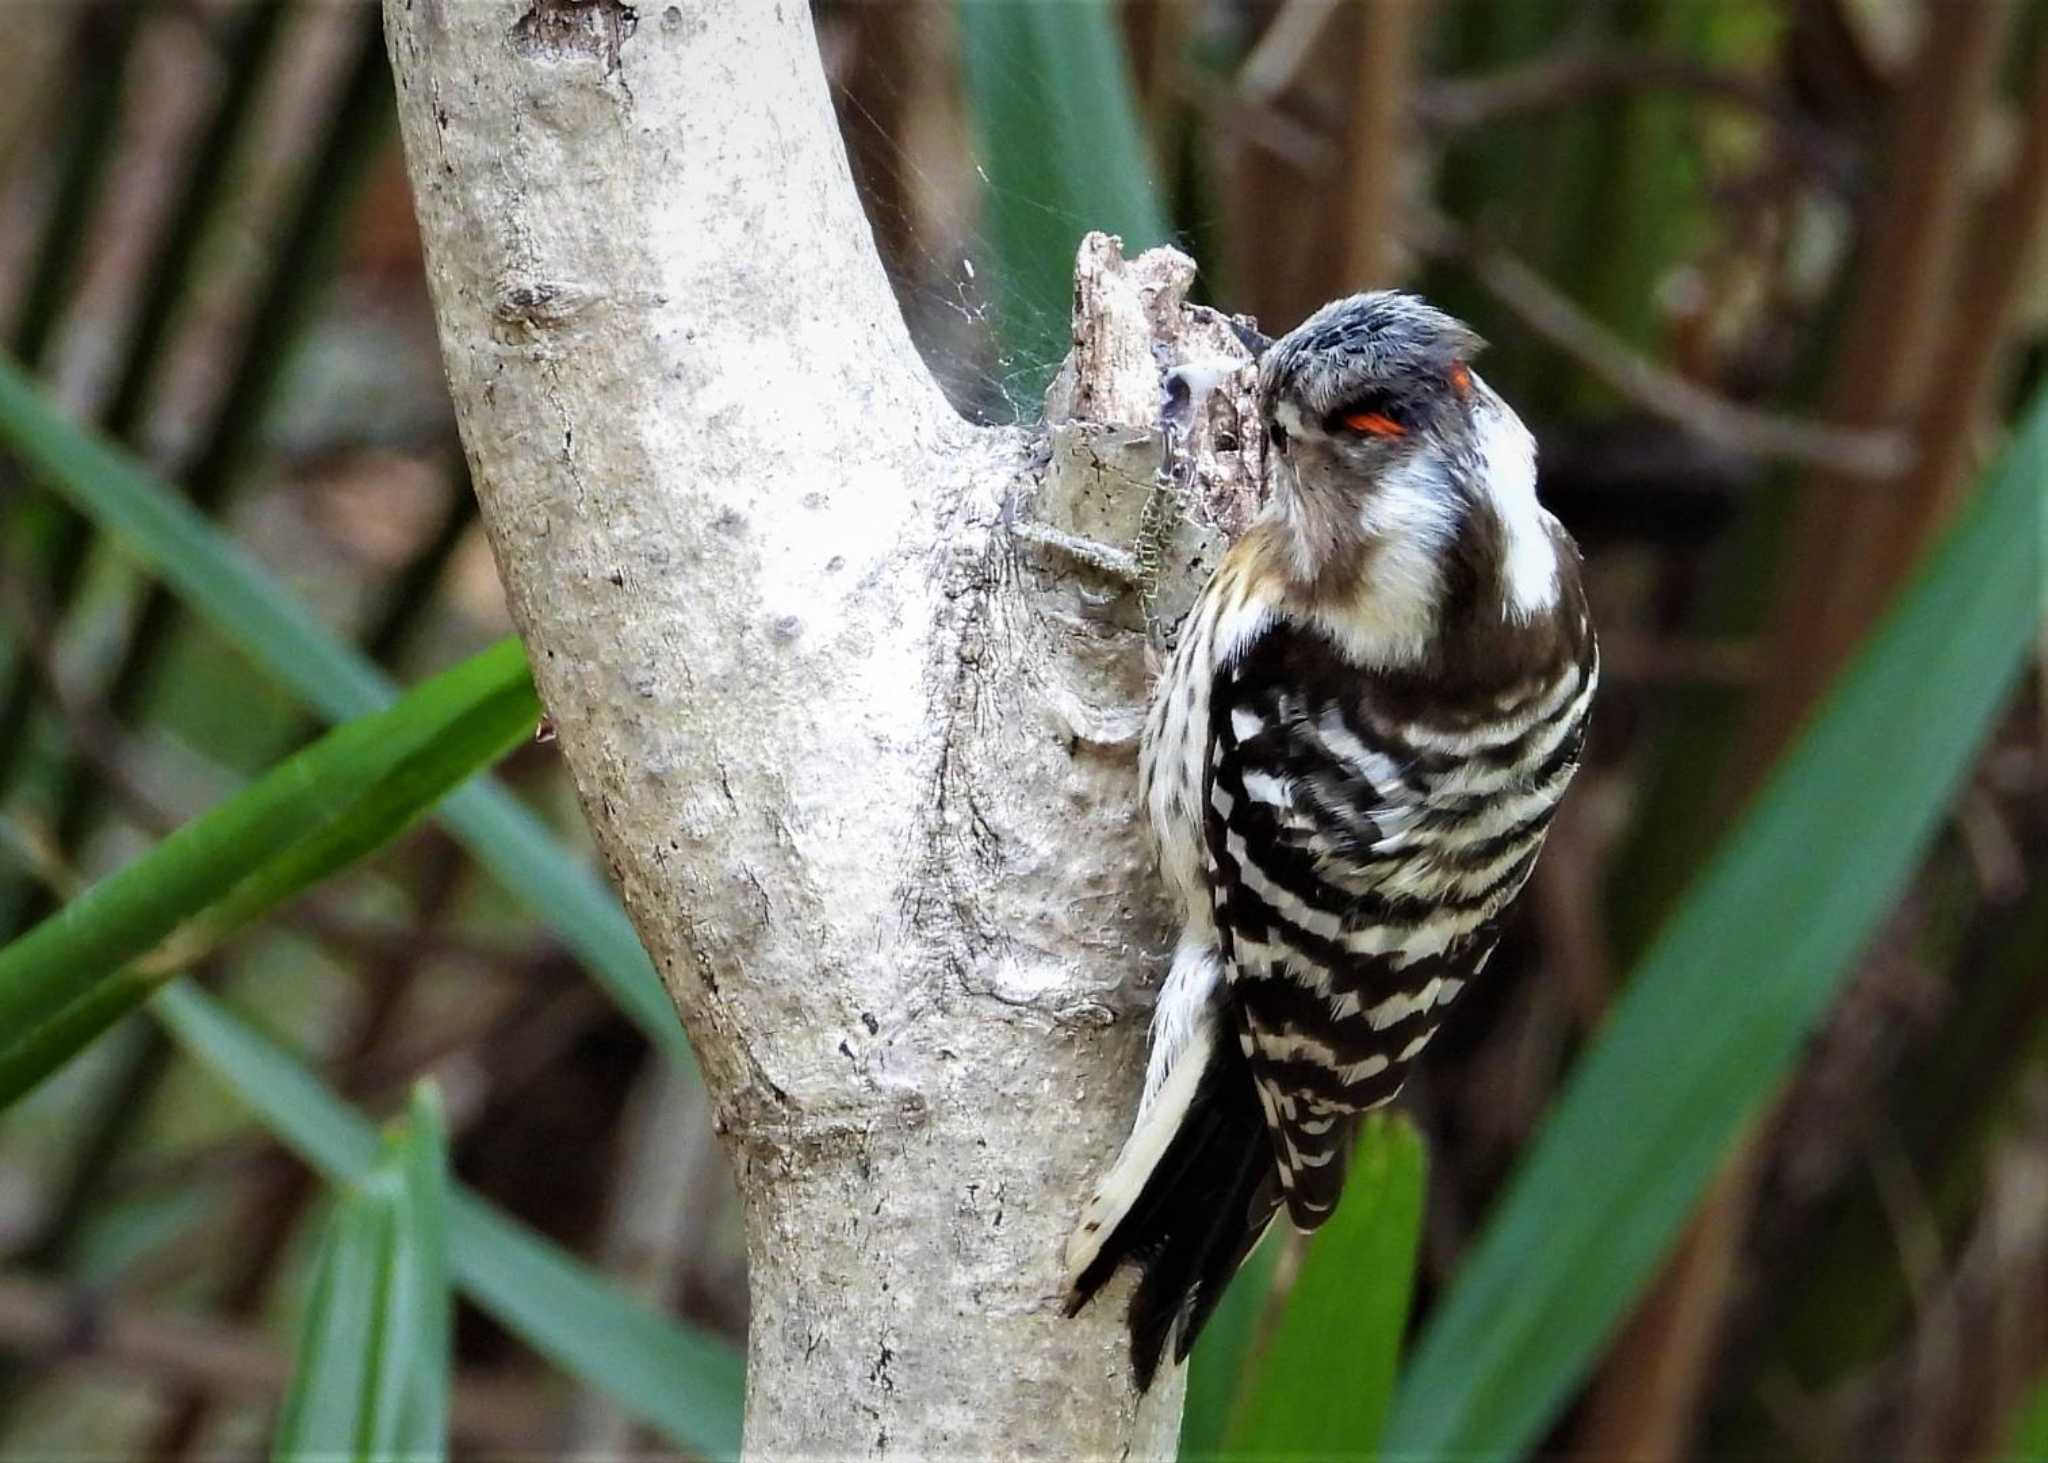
[1256,290,1486,491]
[1248,291,1559,635]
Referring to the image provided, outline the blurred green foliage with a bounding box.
[156,985,745,1457]
[0,357,689,1066]
[1224,1117,1426,1458]
[959,0,1169,403]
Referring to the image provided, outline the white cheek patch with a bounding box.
[1472,394,1560,620]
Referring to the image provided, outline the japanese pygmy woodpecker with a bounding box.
[1064,291,1597,1389]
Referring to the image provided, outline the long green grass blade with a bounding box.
[153,983,745,1460]
[959,0,1167,404]
[153,983,380,1176]
[0,354,687,1066]
[394,1085,452,1459]
[273,1083,451,1463]
[1384,393,2048,1457]
[1225,1116,1426,1459]
[0,640,537,1108]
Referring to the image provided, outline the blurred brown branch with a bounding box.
[1876,38,2048,597]
[1414,45,1853,184]
[1220,40,1853,184]
[0,1272,549,1448]
[1750,0,2020,760]
[1408,206,1911,476]
[1418,47,1788,128]
[1336,0,1420,288]
[1237,0,1337,108]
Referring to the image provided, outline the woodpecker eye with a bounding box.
[1341,411,1406,438]
[1327,391,1409,439]
[1267,422,1289,454]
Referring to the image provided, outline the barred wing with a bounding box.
[1203,622,1589,1228]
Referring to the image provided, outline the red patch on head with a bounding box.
[1450,364,1472,397]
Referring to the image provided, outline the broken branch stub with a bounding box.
[1033,233,1264,637]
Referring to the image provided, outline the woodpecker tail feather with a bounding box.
[1063,1020,1281,1391]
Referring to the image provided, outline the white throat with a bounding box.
[1269,441,1458,671]
[1341,451,1459,663]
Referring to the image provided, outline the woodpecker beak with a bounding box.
[1229,316,1273,361]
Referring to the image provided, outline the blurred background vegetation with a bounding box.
[0,0,2043,1458]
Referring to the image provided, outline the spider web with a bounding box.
[817,5,1213,427]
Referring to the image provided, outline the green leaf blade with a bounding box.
[959,0,1167,404]
[1225,1115,1427,1461]
[396,1085,453,1457]
[1180,1230,1280,1462]
[0,640,538,1108]
[273,1083,451,1463]
[273,1183,389,1462]
[153,984,745,1460]
[153,982,381,1178]
[1384,392,2048,1457]
[450,1196,746,1459]
[0,354,687,1065]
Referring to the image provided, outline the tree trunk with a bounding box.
[382,2,1259,1454]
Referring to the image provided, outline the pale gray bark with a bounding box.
[383,3,1255,1455]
